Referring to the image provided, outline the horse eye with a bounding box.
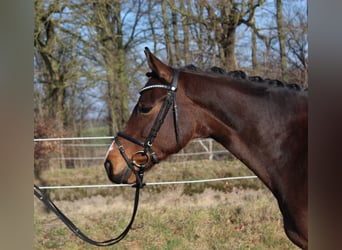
[138,106,152,114]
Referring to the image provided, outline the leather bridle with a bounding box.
[112,68,181,187]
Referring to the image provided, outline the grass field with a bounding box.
[34,160,298,249]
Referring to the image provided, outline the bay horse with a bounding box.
[104,47,308,249]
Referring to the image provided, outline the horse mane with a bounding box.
[180,64,306,92]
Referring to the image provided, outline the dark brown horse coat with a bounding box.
[104,48,308,249]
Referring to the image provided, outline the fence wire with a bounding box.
[34,136,257,190]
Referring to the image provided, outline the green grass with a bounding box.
[34,160,298,249]
[80,126,109,137]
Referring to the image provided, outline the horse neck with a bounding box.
[182,71,307,191]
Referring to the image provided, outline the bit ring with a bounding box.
[131,151,149,168]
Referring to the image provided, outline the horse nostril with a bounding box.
[104,160,113,174]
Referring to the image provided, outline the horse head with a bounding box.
[104,48,198,184]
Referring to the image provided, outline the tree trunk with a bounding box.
[34,2,67,134]
[162,0,173,64]
[205,1,239,70]
[222,27,237,70]
[276,0,288,81]
[148,0,158,53]
[221,3,239,71]
[181,0,191,65]
[170,0,181,66]
[93,1,129,135]
[249,0,258,74]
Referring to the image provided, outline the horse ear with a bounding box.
[144,47,173,83]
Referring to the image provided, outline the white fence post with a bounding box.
[209,139,213,160]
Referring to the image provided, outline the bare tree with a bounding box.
[91,1,129,134]
[84,0,146,134]
[34,1,66,132]
[284,2,308,86]
[34,0,308,144]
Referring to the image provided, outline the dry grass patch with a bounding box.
[34,160,298,249]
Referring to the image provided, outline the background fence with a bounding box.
[34,137,259,192]
[34,137,234,169]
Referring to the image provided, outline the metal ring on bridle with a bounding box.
[131,151,149,168]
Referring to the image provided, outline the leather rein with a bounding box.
[34,69,180,246]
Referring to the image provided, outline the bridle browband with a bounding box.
[34,68,181,247]
[114,68,181,186]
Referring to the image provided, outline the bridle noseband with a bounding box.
[113,68,181,187]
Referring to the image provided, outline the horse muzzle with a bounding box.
[103,134,158,185]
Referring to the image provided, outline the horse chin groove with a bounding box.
[111,168,133,184]
[104,160,133,184]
